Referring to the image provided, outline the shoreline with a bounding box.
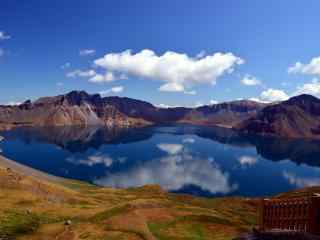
[0,154,65,184]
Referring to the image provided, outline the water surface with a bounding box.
[0,125,319,197]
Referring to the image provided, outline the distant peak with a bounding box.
[63,90,93,105]
[286,94,320,104]
[66,90,90,97]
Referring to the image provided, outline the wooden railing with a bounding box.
[259,196,320,235]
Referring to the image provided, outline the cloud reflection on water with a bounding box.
[283,171,320,188]
[94,145,238,195]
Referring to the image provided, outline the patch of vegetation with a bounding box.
[0,209,70,239]
[0,210,51,239]
[0,164,260,240]
[63,180,99,191]
[15,199,36,206]
[177,214,233,225]
[148,215,233,240]
[91,204,130,222]
[148,221,205,240]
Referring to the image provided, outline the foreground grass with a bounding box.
[0,165,259,240]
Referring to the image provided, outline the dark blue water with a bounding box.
[0,125,319,197]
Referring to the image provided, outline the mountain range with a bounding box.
[1,90,320,139]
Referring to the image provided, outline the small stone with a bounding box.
[65,220,72,225]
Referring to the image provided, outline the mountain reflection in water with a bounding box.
[0,125,319,197]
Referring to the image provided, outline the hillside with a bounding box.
[0,155,258,240]
[236,94,320,139]
[3,91,320,139]
[0,91,265,130]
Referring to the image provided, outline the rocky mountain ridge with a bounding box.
[0,90,265,129]
[236,94,320,139]
[2,91,320,139]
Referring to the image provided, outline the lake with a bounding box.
[0,124,319,197]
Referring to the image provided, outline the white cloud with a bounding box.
[156,103,182,108]
[254,78,320,103]
[288,57,320,76]
[88,72,127,83]
[67,69,96,78]
[0,31,11,40]
[90,72,114,82]
[6,101,22,106]
[283,171,320,188]
[194,101,203,107]
[249,97,273,104]
[79,49,96,56]
[110,86,124,93]
[294,78,320,98]
[196,50,206,59]
[259,88,289,102]
[209,100,219,105]
[157,143,183,155]
[93,49,244,92]
[238,156,258,166]
[159,82,184,92]
[99,86,124,96]
[240,74,261,86]
[184,90,197,95]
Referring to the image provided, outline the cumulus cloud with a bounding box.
[93,49,244,92]
[240,74,261,86]
[288,57,320,76]
[159,82,184,92]
[88,72,127,83]
[159,84,197,95]
[66,69,127,84]
[283,171,320,188]
[184,90,197,95]
[294,78,320,98]
[259,88,289,102]
[79,49,96,56]
[196,50,206,59]
[0,31,11,40]
[209,100,219,105]
[157,143,183,155]
[94,151,237,194]
[67,69,96,78]
[254,78,320,103]
[99,86,124,96]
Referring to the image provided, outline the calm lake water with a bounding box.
[0,125,319,197]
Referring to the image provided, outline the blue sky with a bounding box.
[1,0,320,106]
